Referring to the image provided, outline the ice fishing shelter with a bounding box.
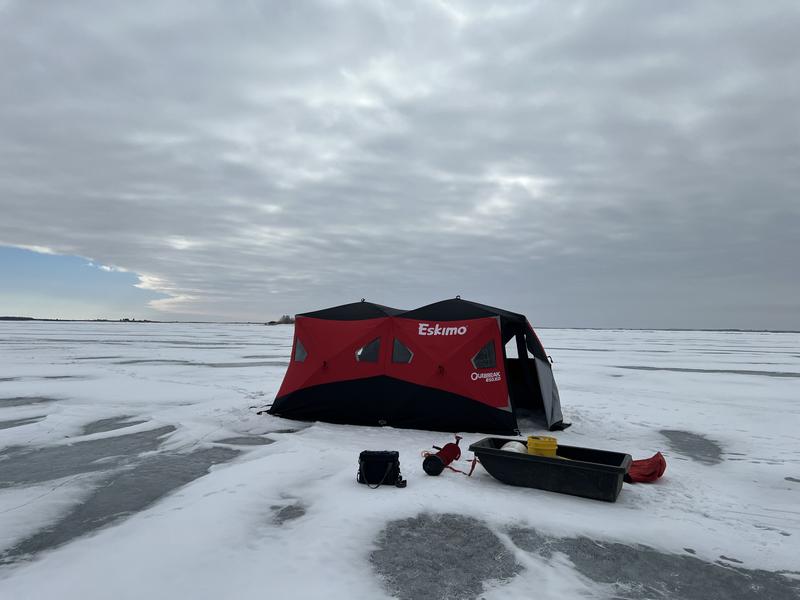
[269,298,567,434]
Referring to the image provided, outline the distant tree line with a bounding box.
[266,314,295,325]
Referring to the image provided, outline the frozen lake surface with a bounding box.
[0,322,798,599]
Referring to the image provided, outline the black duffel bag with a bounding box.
[357,450,407,489]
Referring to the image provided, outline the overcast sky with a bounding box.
[1,0,798,328]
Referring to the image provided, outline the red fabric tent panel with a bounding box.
[276,316,391,397]
[277,316,510,412]
[388,317,509,410]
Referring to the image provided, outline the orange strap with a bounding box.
[443,455,479,476]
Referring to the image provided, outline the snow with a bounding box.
[0,322,798,599]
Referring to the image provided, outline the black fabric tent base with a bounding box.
[269,376,518,435]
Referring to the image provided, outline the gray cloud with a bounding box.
[1,0,798,328]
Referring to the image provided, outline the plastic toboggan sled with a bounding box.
[469,437,632,502]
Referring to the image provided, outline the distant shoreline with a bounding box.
[1,316,797,333]
[0,316,289,325]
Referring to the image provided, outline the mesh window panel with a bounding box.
[392,339,413,363]
[471,341,496,369]
[294,339,307,362]
[355,338,381,362]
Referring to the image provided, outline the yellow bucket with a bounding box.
[527,436,558,457]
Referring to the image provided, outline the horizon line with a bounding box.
[1,316,798,334]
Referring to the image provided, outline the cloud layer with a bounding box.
[1,0,798,327]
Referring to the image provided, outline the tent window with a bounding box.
[471,341,496,369]
[294,339,307,362]
[355,338,381,363]
[392,339,413,364]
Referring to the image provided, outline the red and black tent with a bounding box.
[269,298,567,434]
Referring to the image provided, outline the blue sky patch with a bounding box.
[0,246,165,320]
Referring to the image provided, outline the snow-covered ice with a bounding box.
[0,322,798,599]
